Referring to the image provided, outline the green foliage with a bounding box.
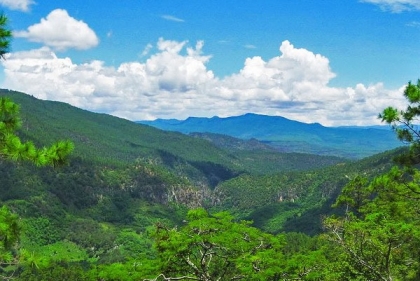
[213,149,398,234]
[0,96,74,166]
[317,80,420,279]
[0,206,20,279]
[0,90,405,280]
[333,175,369,215]
[22,241,88,264]
[66,219,117,260]
[18,260,93,281]
[115,229,155,261]
[379,79,420,165]
[149,208,286,280]
[91,261,148,281]
[324,166,420,280]
[21,217,62,246]
[280,232,332,280]
[0,20,74,276]
[0,14,11,59]
[0,206,19,262]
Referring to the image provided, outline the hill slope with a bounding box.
[212,147,403,234]
[189,132,346,175]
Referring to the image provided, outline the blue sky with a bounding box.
[0,0,419,126]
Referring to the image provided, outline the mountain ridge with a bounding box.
[138,113,403,159]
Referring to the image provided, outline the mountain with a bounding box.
[138,113,403,159]
[0,90,345,183]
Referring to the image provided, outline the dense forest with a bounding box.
[1,14,420,281]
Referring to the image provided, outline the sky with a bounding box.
[0,0,419,126]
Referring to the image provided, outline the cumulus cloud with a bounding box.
[14,9,99,51]
[1,39,408,126]
[361,0,420,12]
[0,0,34,12]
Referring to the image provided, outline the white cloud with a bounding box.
[361,0,420,12]
[14,9,99,51]
[1,39,408,126]
[161,15,185,22]
[0,0,34,12]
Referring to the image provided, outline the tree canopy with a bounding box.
[147,208,285,281]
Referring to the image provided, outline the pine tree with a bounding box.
[0,13,11,59]
[0,96,74,166]
[0,12,73,279]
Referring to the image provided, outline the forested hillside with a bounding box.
[1,88,419,280]
[213,148,402,235]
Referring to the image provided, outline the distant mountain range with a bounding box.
[138,113,403,159]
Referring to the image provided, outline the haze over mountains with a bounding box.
[138,113,403,159]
